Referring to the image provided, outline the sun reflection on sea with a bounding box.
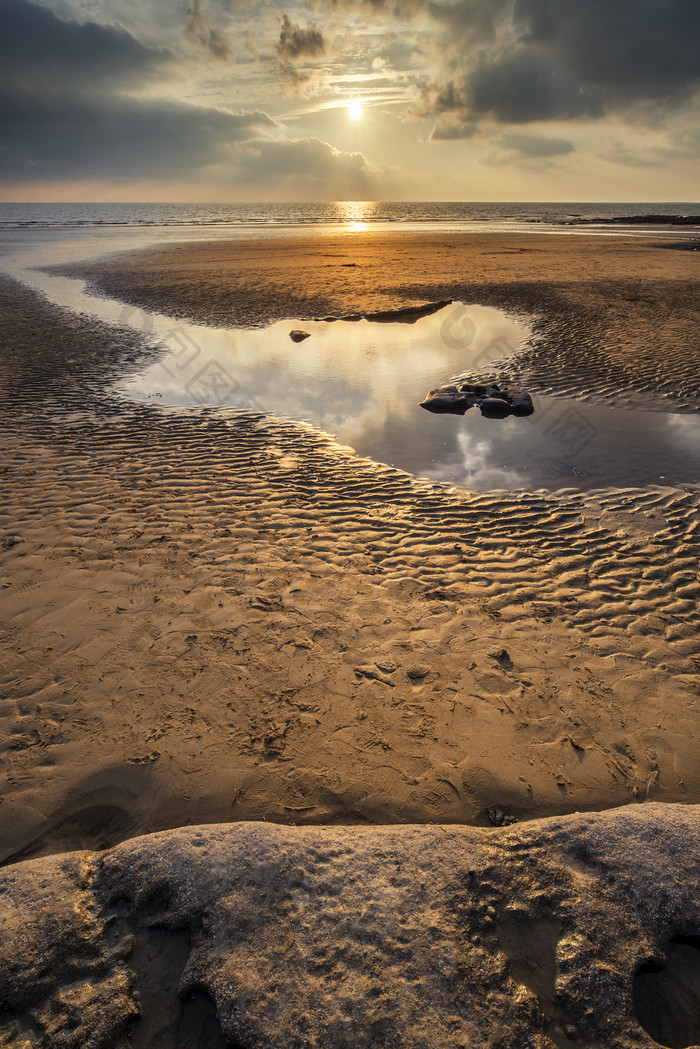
[335,200,378,231]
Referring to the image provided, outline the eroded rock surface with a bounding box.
[0,805,698,1049]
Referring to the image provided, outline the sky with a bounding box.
[1,0,699,201]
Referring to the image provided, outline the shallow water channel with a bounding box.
[10,261,700,492]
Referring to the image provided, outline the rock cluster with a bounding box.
[420,382,534,418]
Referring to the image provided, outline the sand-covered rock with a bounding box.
[1,805,699,1048]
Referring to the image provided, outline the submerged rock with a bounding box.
[289,329,311,343]
[420,381,534,418]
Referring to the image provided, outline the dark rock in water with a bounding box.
[420,381,534,419]
[479,396,511,418]
[507,387,535,416]
[419,385,473,415]
[320,300,453,325]
[289,330,311,343]
[362,300,452,324]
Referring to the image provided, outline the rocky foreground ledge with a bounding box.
[0,805,698,1049]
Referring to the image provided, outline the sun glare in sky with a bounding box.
[2,0,699,201]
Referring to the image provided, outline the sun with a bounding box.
[348,102,363,121]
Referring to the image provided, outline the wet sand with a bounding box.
[1,232,699,867]
[58,231,700,410]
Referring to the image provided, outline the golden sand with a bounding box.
[1,232,699,866]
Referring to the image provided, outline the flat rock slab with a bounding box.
[322,300,453,325]
[0,804,699,1048]
[420,382,534,417]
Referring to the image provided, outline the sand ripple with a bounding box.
[1,274,700,862]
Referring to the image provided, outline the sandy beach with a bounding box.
[60,231,700,411]
[1,229,700,1046]
[1,231,699,864]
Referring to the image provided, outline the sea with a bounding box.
[2,199,697,277]
[1,200,698,234]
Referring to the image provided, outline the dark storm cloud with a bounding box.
[514,0,700,90]
[276,14,325,61]
[467,55,603,123]
[0,0,172,92]
[0,0,274,180]
[0,93,277,179]
[421,0,700,124]
[423,60,600,126]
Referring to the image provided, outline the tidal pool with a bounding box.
[7,258,700,493]
[112,302,700,493]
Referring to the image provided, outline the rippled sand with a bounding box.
[1,233,700,1046]
[56,231,700,411]
[3,234,700,862]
